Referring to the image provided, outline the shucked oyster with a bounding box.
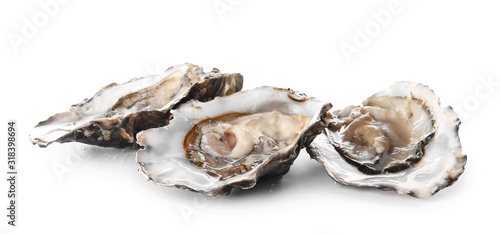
[307,82,466,198]
[30,63,243,148]
[136,86,332,196]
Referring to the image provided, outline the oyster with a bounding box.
[136,86,332,196]
[307,81,466,198]
[30,63,243,148]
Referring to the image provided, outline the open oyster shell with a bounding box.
[30,63,243,148]
[136,86,332,196]
[307,81,467,198]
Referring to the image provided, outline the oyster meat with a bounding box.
[30,63,243,148]
[136,86,332,196]
[307,81,467,198]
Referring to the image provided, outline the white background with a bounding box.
[1,0,499,233]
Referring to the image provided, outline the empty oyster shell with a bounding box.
[30,63,243,148]
[136,86,332,196]
[307,81,466,198]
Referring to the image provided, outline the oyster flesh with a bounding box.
[30,63,243,148]
[136,86,332,196]
[307,81,466,198]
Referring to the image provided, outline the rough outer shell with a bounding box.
[136,86,332,196]
[30,63,243,148]
[306,81,467,198]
